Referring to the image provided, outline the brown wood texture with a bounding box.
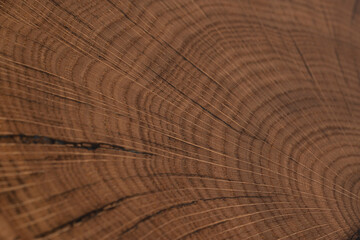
[1,0,360,239]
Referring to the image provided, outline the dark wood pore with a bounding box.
[1,0,360,239]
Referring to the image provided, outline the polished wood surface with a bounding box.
[1,0,360,239]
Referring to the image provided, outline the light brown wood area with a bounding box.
[1,0,360,239]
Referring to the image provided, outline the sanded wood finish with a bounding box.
[1,0,360,239]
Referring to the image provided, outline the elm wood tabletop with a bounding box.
[1,0,360,239]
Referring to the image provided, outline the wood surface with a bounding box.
[1,0,360,239]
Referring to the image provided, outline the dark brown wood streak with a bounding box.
[0,0,360,239]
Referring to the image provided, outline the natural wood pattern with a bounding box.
[1,0,360,239]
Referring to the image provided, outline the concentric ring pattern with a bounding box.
[1,0,360,239]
